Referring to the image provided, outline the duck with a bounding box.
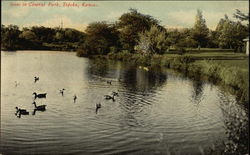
[34,76,39,83]
[59,88,65,96]
[73,95,77,103]
[33,92,47,99]
[32,101,46,111]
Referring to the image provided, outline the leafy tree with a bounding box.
[191,9,209,49]
[117,9,159,52]
[19,30,37,41]
[135,25,169,55]
[1,24,21,50]
[216,15,248,51]
[80,21,119,55]
[234,9,249,22]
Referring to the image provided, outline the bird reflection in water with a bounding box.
[32,108,46,115]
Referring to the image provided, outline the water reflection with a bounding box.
[32,109,46,115]
[2,51,248,154]
[191,79,205,105]
[121,64,168,92]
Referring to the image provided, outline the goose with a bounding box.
[73,95,77,103]
[59,88,65,96]
[96,103,101,114]
[32,101,46,111]
[15,107,29,115]
[33,92,47,99]
[104,94,115,101]
[34,76,39,83]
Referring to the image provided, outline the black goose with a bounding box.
[104,94,115,101]
[32,101,46,111]
[15,107,29,115]
[34,76,39,83]
[33,92,47,99]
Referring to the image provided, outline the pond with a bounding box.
[1,51,248,154]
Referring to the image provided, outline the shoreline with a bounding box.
[88,53,249,107]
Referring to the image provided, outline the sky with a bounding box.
[1,1,249,31]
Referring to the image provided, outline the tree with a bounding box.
[80,21,119,55]
[135,25,169,55]
[216,15,248,51]
[1,25,21,50]
[234,9,249,21]
[19,30,37,41]
[117,9,159,52]
[191,9,209,49]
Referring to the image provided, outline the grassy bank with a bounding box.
[90,51,249,106]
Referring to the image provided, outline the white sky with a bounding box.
[2,1,249,31]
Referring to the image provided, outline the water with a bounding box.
[1,51,248,154]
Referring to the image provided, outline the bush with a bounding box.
[76,49,89,57]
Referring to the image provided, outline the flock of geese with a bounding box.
[15,77,119,117]
[15,77,47,118]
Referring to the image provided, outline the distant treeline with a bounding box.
[1,25,85,51]
[1,9,249,55]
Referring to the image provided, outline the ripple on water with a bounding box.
[1,51,248,154]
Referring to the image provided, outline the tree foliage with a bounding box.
[191,9,209,48]
[117,9,160,52]
[135,25,169,55]
[79,21,120,55]
[216,15,248,50]
[1,25,85,51]
[234,9,249,21]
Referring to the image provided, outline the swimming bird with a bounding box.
[104,94,115,101]
[34,76,39,83]
[33,92,47,100]
[73,95,77,103]
[32,101,46,111]
[96,103,101,114]
[15,107,29,115]
[59,88,65,96]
